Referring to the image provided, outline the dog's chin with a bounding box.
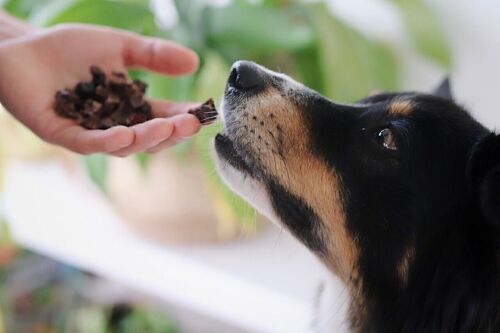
[214,133,252,175]
[214,133,281,227]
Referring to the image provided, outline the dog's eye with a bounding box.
[377,128,397,150]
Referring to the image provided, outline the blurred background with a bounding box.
[0,0,499,332]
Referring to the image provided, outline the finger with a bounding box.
[0,11,35,40]
[149,99,199,118]
[146,114,201,154]
[122,34,199,76]
[110,118,175,157]
[51,125,134,154]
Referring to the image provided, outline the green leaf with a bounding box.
[0,216,14,245]
[391,0,452,68]
[308,3,399,102]
[262,0,298,7]
[69,306,108,333]
[29,0,157,36]
[83,154,108,193]
[173,0,206,26]
[171,0,209,50]
[204,2,314,56]
[134,153,150,172]
[115,308,179,333]
[293,47,325,93]
[193,52,229,102]
[145,73,195,101]
[0,0,52,19]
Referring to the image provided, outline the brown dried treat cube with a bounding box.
[90,65,106,85]
[75,82,96,99]
[95,85,109,103]
[82,117,102,130]
[111,72,127,83]
[99,116,116,130]
[133,79,148,93]
[188,98,218,125]
[101,99,119,117]
[129,112,148,125]
[129,92,145,108]
[55,90,73,108]
[54,65,154,130]
[137,103,153,120]
[81,100,102,117]
[55,90,78,117]
[55,89,74,103]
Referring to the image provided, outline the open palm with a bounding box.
[0,24,201,155]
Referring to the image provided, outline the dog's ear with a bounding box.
[433,77,453,100]
[467,133,500,233]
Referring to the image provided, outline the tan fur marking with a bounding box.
[237,88,358,283]
[388,100,413,116]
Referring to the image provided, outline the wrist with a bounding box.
[0,11,35,42]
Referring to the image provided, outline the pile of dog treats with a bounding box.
[55,66,217,130]
[55,66,153,129]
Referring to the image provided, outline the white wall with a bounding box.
[434,0,500,128]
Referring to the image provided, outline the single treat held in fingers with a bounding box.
[188,98,218,125]
[54,65,153,130]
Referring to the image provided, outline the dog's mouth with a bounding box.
[214,61,270,176]
[214,133,253,175]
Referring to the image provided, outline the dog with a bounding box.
[213,61,499,333]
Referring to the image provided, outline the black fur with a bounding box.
[267,180,325,253]
[433,77,453,100]
[216,62,500,332]
[307,92,499,332]
[468,133,500,234]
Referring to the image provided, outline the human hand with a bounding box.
[0,10,34,41]
[0,24,201,156]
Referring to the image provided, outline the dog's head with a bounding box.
[213,61,497,291]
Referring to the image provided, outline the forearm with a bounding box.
[0,10,35,41]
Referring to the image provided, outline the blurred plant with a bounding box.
[0,0,451,225]
[107,304,179,333]
[0,251,179,333]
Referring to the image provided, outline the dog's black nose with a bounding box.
[228,61,266,90]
